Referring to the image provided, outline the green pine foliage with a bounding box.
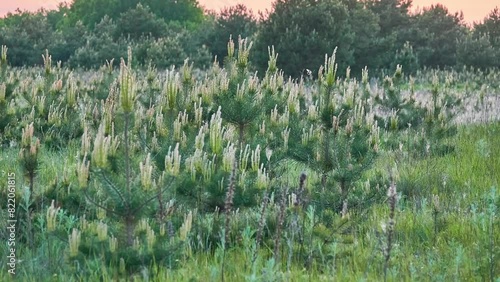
[0,34,499,281]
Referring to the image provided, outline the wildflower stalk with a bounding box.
[384,180,397,282]
[253,191,269,265]
[296,172,307,208]
[221,158,237,282]
[46,199,59,271]
[274,185,288,263]
[289,173,307,271]
[432,194,440,245]
[123,117,133,245]
[224,158,237,246]
[487,187,497,282]
[305,205,315,270]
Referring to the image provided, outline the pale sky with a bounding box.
[0,0,498,24]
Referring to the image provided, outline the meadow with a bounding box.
[0,41,499,281]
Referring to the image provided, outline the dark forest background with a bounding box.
[1,0,499,77]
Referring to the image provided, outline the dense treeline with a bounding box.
[1,2,500,281]
[0,0,499,76]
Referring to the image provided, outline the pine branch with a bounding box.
[131,176,175,215]
[96,169,128,210]
[82,187,120,217]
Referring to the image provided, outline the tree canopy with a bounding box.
[0,1,499,72]
[254,0,354,77]
[67,0,203,28]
